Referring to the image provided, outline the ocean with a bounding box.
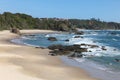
[11,30,120,80]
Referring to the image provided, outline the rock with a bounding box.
[113,49,116,51]
[111,32,117,35]
[74,36,81,38]
[89,45,99,48]
[75,31,84,35]
[49,50,59,56]
[89,50,92,52]
[76,48,88,52]
[48,44,63,50]
[80,44,87,46]
[35,46,45,49]
[29,34,36,36]
[65,39,69,41]
[101,46,107,51]
[115,59,120,62]
[10,28,20,35]
[48,37,57,41]
[81,36,84,38]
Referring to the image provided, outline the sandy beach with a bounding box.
[0,30,98,80]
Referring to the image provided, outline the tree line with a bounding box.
[0,12,120,31]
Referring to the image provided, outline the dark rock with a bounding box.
[81,36,84,38]
[75,48,87,53]
[49,52,57,56]
[89,45,99,48]
[115,59,120,62]
[48,37,57,41]
[111,32,117,35]
[89,50,92,52]
[65,39,69,41]
[80,44,87,46]
[114,49,116,51]
[49,50,59,56]
[35,46,45,49]
[48,44,63,50]
[29,34,36,36]
[74,36,81,38]
[101,46,107,51]
[75,31,84,35]
[10,28,20,35]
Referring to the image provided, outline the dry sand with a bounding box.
[0,30,98,80]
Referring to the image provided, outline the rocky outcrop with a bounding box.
[48,44,87,57]
[10,28,20,35]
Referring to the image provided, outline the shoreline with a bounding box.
[0,30,98,80]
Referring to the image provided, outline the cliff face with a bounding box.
[0,12,120,31]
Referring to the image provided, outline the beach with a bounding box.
[0,30,97,80]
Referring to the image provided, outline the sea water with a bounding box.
[11,30,120,80]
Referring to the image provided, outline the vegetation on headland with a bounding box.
[0,12,120,31]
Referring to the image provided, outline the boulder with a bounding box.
[48,37,57,41]
[75,31,84,35]
[10,28,20,35]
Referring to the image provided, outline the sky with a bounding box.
[0,0,120,22]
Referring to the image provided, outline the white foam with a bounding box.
[74,58,86,63]
[82,45,120,57]
[45,33,60,37]
[112,38,118,41]
[21,36,37,40]
[11,39,24,44]
[66,37,96,46]
[45,34,50,37]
